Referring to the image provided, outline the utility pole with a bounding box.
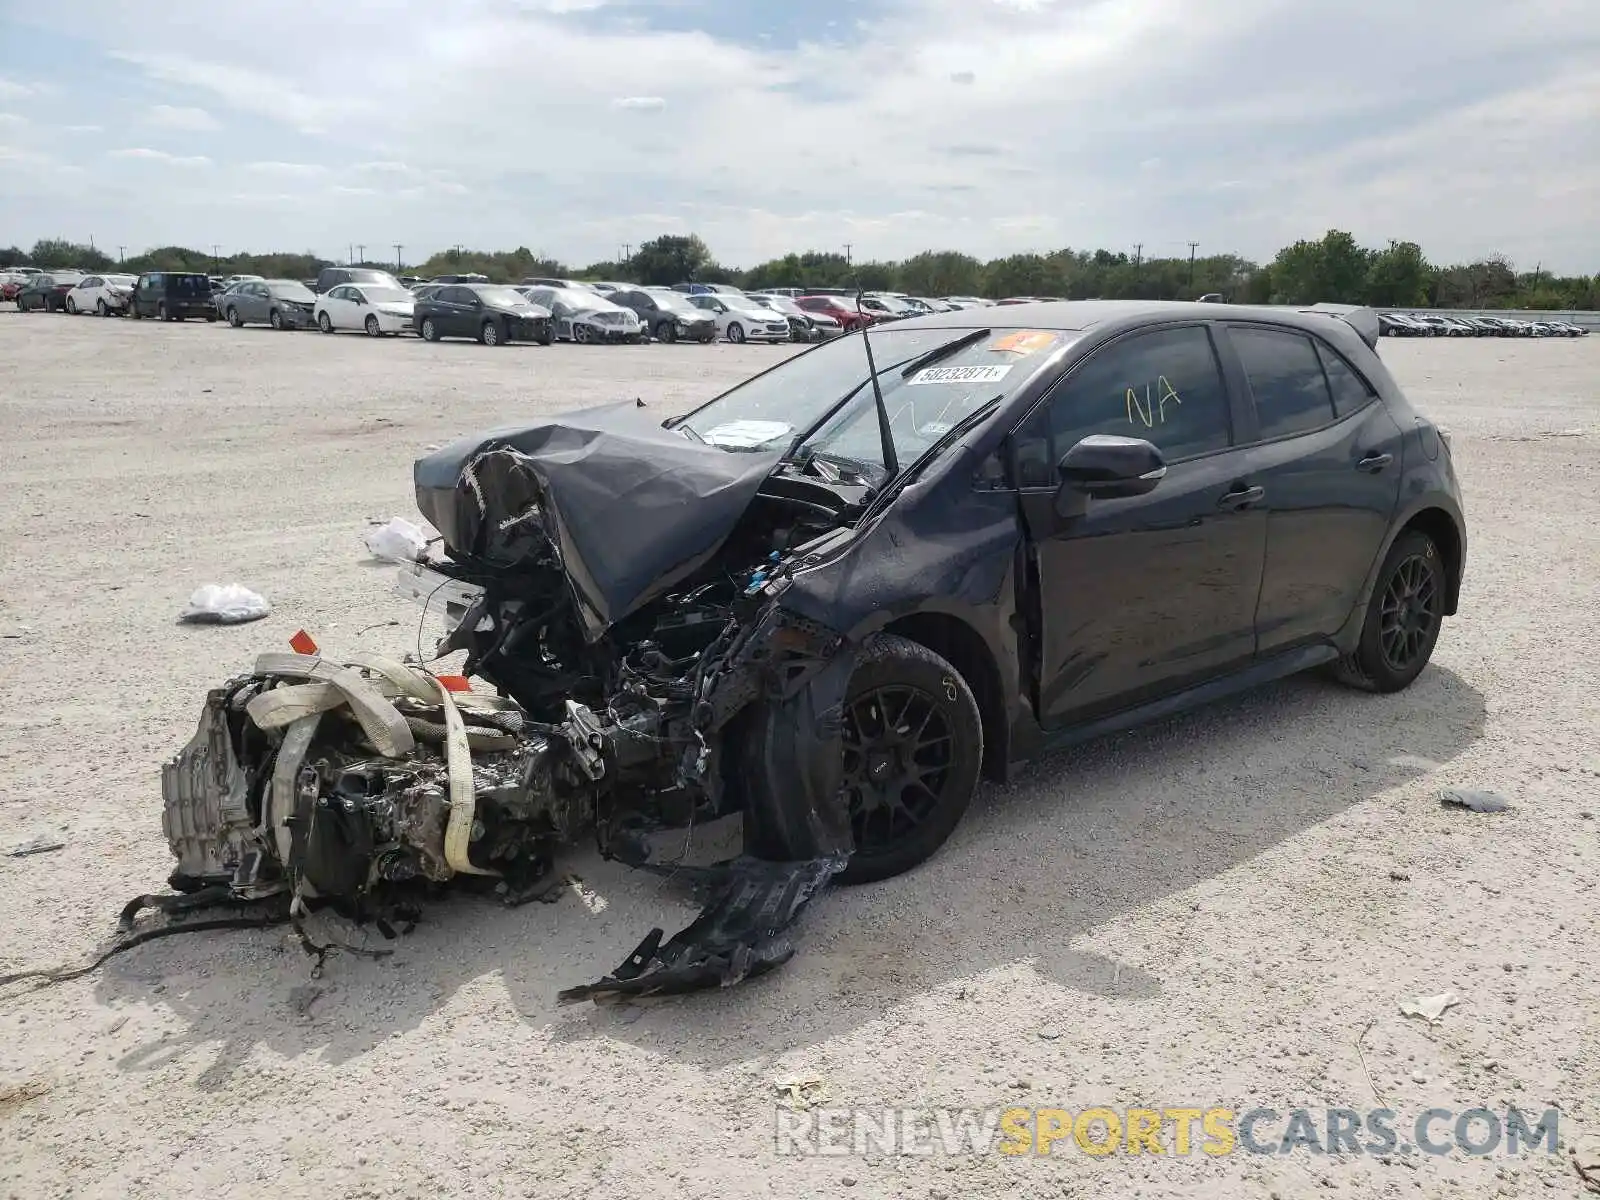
[621,243,632,263]
[1133,243,1143,267]
[394,243,403,271]
[356,243,366,265]
[117,246,125,263]
[1531,261,1542,289]
[1187,241,1199,288]
[844,243,853,266]
[211,243,221,270]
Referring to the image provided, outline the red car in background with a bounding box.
[796,294,876,332]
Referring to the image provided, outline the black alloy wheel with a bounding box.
[835,634,982,884]
[1379,553,1439,673]
[1332,529,1445,693]
[658,321,677,343]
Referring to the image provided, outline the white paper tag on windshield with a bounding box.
[907,363,1013,386]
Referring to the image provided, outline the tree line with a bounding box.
[4,230,1594,311]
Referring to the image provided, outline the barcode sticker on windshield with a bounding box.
[908,364,1013,386]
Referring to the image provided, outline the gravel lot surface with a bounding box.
[0,313,1595,1200]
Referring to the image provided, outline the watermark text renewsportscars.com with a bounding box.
[774,1105,1560,1159]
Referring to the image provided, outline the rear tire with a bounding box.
[226,306,241,327]
[157,301,169,321]
[833,634,982,884]
[1331,529,1445,693]
[537,321,553,346]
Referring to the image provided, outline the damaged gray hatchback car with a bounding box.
[154,301,1465,1002]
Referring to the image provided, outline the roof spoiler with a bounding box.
[1300,303,1380,350]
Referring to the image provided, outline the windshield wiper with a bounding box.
[899,328,991,377]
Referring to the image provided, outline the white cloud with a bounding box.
[0,76,37,100]
[0,113,26,127]
[4,0,1596,269]
[109,147,212,166]
[147,103,220,131]
[65,124,104,133]
[243,160,325,176]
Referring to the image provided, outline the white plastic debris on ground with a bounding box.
[178,584,271,625]
[365,517,430,564]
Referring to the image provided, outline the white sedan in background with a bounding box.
[65,273,138,316]
[687,292,791,343]
[314,282,416,336]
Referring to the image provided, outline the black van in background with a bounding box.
[128,272,218,321]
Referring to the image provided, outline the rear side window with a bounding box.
[1015,325,1232,485]
[1315,343,1378,417]
[1231,327,1335,440]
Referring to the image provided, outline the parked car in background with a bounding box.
[671,282,745,296]
[15,272,86,311]
[608,288,718,343]
[415,284,555,345]
[315,281,417,336]
[687,292,791,343]
[517,286,642,343]
[217,279,318,329]
[582,281,632,295]
[749,286,807,298]
[128,271,218,321]
[520,277,597,292]
[65,273,137,316]
[796,294,874,332]
[314,266,405,294]
[429,273,491,285]
[222,274,264,288]
[940,295,990,309]
[745,292,839,341]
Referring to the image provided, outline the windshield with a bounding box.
[105,274,136,286]
[678,326,1079,479]
[644,290,698,314]
[269,282,316,301]
[362,285,412,304]
[477,286,534,307]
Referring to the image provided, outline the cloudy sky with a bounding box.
[2,0,1597,271]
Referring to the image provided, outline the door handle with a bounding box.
[1218,484,1265,510]
[1357,452,1394,472]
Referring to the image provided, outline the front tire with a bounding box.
[1331,529,1445,693]
[96,299,108,317]
[269,308,283,330]
[727,322,746,344]
[365,314,381,337]
[573,323,591,344]
[834,634,982,885]
[481,318,502,346]
[658,321,677,344]
[157,301,169,321]
[226,306,241,327]
[536,320,553,346]
[66,296,78,314]
[318,311,334,334]
[420,317,439,342]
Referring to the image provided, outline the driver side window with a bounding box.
[1013,325,1233,488]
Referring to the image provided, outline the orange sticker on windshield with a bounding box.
[989,330,1059,356]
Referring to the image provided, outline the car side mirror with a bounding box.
[1054,434,1166,513]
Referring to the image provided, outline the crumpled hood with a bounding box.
[414,399,783,640]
